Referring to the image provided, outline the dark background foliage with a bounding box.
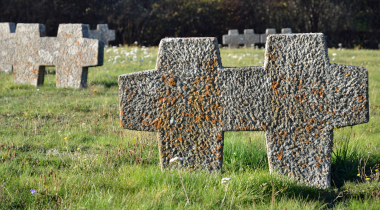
[1,0,379,48]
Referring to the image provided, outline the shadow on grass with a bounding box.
[90,79,119,88]
[331,136,379,189]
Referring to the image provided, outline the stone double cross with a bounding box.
[0,23,104,88]
[118,34,369,189]
[86,24,115,47]
[223,28,292,48]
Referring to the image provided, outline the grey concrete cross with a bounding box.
[0,24,104,88]
[118,34,368,189]
[222,29,260,48]
[87,24,115,47]
[260,28,276,43]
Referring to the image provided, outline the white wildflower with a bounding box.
[221,178,231,184]
[170,157,185,163]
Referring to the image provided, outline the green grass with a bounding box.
[0,46,380,209]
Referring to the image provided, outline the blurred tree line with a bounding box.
[1,0,379,48]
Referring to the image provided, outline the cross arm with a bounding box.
[76,38,104,67]
[328,64,369,128]
[119,69,161,132]
[0,38,15,65]
[219,66,269,131]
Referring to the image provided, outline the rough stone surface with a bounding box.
[0,22,17,73]
[86,24,115,47]
[260,28,277,43]
[0,24,104,88]
[118,34,369,189]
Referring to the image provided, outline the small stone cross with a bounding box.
[0,23,104,88]
[222,29,260,48]
[118,34,368,189]
[87,24,115,47]
[260,28,276,43]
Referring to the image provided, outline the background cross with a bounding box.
[0,24,104,88]
[87,24,116,47]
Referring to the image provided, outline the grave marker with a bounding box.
[0,22,16,73]
[0,23,104,88]
[260,28,276,43]
[118,34,368,189]
[223,28,292,48]
[281,28,292,34]
[86,24,115,47]
[222,29,240,48]
[243,29,260,48]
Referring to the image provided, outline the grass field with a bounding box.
[0,45,380,209]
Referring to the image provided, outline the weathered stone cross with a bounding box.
[0,23,104,88]
[0,22,17,73]
[86,24,115,47]
[222,29,260,48]
[118,34,368,189]
[223,28,293,48]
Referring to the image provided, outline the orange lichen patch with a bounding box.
[168,78,176,86]
[261,123,267,130]
[193,77,200,85]
[295,127,300,133]
[182,86,187,90]
[128,123,133,127]
[216,134,223,142]
[345,73,350,77]
[277,131,288,139]
[271,81,280,90]
[305,125,313,132]
[267,53,277,62]
[186,128,194,133]
[120,110,125,116]
[277,151,284,160]
[195,114,205,123]
[358,95,364,102]
[120,120,125,127]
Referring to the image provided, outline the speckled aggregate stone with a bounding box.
[0,22,16,73]
[119,34,369,189]
[86,24,115,47]
[0,23,104,88]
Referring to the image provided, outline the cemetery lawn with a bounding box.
[1,46,380,209]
